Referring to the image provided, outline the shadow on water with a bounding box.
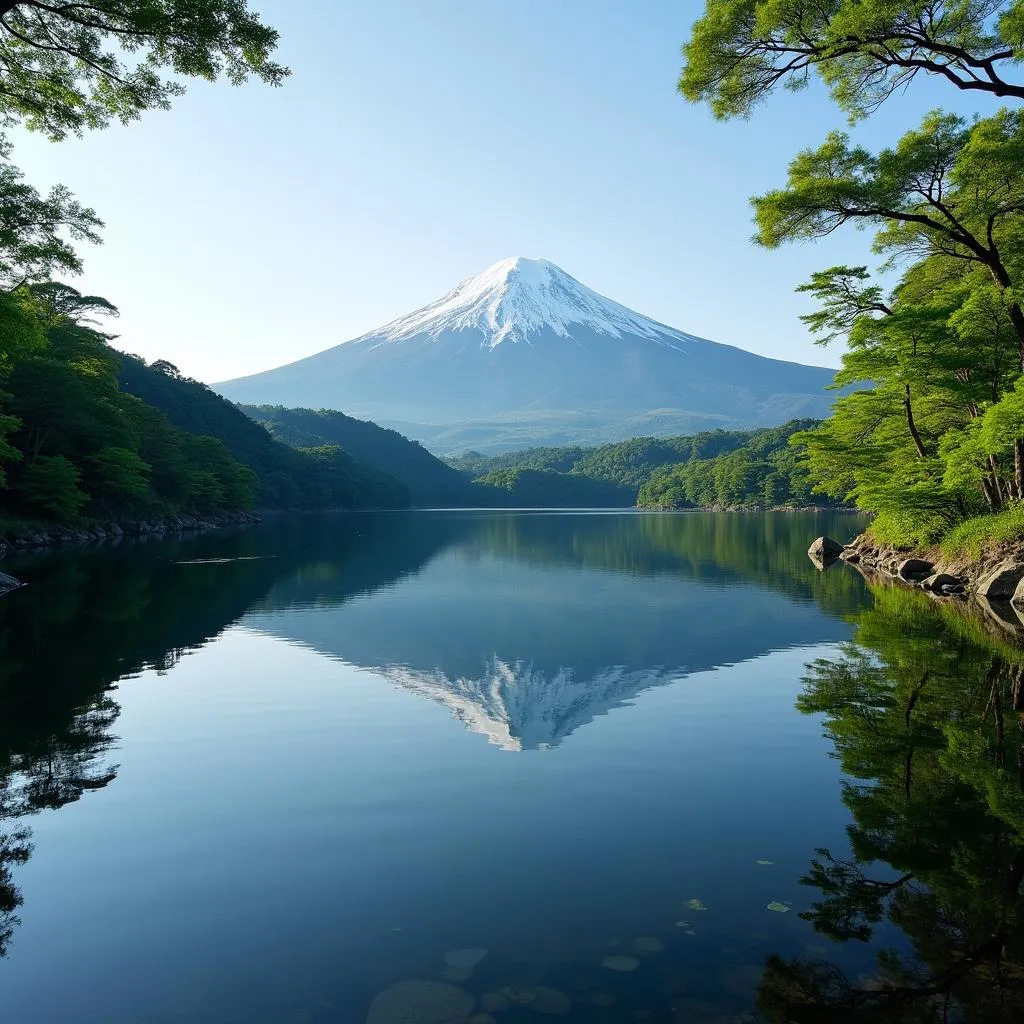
[5,510,1023,1023]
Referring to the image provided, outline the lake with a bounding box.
[1,510,1022,1024]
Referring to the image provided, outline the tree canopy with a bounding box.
[680,0,1024,121]
[0,0,289,140]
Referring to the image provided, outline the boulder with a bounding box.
[1011,576,1024,608]
[0,570,22,596]
[977,560,1024,600]
[920,573,960,592]
[808,536,843,560]
[898,558,934,582]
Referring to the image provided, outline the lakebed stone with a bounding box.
[977,561,1024,599]
[365,980,474,1024]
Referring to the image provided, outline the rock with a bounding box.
[0,570,22,596]
[1011,576,1024,608]
[365,980,475,1024]
[480,993,509,1014]
[601,955,640,972]
[808,536,843,560]
[529,988,570,1015]
[840,550,861,563]
[977,560,1024,599]
[897,558,933,582]
[499,986,537,1006]
[444,948,488,970]
[920,573,960,591]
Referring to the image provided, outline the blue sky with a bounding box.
[12,0,997,382]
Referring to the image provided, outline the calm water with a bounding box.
[1,510,1022,1024]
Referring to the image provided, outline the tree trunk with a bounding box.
[985,261,1024,371]
[1014,440,1024,500]
[990,455,1005,507]
[982,476,999,510]
[903,385,928,457]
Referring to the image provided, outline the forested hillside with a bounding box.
[0,285,409,531]
[241,405,476,506]
[446,421,827,508]
[119,363,408,511]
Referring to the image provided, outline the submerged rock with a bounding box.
[440,966,475,983]
[365,980,475,1024]
[480,993,510,1014]
[444,948,488,970]
[602,955,640,972]
[500,986,538,1006]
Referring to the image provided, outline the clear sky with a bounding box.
[11,0,997,382]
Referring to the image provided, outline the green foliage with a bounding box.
[636,420,823,509]
[0,0,289,140]
[119,361,409,511]
[85,446,150,507]
[16,455,85,518]
[242,405,474,506]
[0,139,102,288]
[680,1,1024,122]
[473,467,633,507]
[940,504,1024,559]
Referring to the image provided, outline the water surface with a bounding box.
[1,510,1021,1023]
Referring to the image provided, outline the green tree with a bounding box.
[0,138,101,289]
[680,0,1024,122]
[85,445,150,508]
[0,0,288,140]
[754,110,1024,361]
[16,453,85,517]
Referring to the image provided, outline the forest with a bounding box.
[681,0,1024,554]
[448,420,831,509]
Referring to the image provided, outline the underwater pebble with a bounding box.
[445,948,489,969]
[631,936,664,955]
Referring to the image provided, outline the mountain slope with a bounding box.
[216,257,837,453]
[118,357,410,510]
[241,404,478,506]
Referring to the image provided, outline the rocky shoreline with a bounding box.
[812,531,1024,607]
[0,509,261,562]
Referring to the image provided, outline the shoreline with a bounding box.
[828,530,1024,607]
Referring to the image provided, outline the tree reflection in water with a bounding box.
[761,584,1024,1023]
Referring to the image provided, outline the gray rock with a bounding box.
[898,558,934,581]
[977,561,1024,600]
[1011,576,1024,608]
[808,536,843,560]
[0,570,22,596]
[920,573,960,591]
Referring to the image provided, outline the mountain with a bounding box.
[215,257,838,454]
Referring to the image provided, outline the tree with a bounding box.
[680,0,1024,122]
[85,445,150,507]
[0,0,289,140]
[754,110,1024,363]
[16,453,85,516]
[0,138,101,290]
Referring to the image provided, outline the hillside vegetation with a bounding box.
[446,420,829,509]
[241,405,475,506]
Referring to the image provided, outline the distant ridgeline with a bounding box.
[446,419,839,509]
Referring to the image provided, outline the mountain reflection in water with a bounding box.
[1,510,1020,1023]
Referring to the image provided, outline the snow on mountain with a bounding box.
[216,256,838,453]
[367,256,685,348]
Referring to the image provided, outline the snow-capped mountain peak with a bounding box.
[366,256,681,348]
